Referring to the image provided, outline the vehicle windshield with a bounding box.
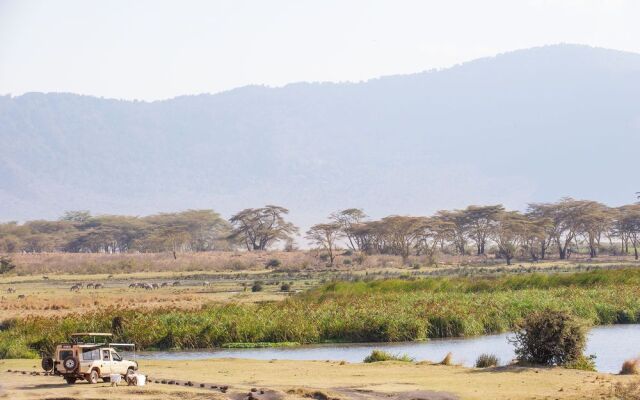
[111,351,122,361]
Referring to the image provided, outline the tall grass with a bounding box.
[3,269,640,359]
[314,268,640,296]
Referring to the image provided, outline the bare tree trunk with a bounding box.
[559,246,566,260]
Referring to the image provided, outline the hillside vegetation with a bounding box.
[2,45,640,225]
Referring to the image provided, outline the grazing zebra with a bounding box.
[152,283,160,289]
[86,283,94,289]
[17,294,26,299]
[160,282,169,287]
[7,287,16,293]
[172,281,180,286]
[70,284,81,292]
[202,281,211,287]
[94,283,104,289]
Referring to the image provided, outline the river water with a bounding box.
[132,324,640,373]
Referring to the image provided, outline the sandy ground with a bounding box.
[0,358,634,400]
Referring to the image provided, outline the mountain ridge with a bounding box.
[2,44,639,228]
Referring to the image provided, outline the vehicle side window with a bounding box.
[102,350,110,361]
[82,348,100,360]
[112,351,122,361]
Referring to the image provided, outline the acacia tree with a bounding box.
[519,216,550,261]
[491,211,529,265]
[379,216,425,262]
[463,205,504,255]
[414,216,455,264]
[615,205,640,259]
[229,205,298,251]
[528,199,584,260]
[574,201,612,258]
[306,222,344,266]
[330,208,367,251]
[435,210,468,255]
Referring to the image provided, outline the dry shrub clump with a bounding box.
[440,352,453,366]
[612,380,640,400]
[621,359,640,375]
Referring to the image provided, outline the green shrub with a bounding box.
[565,354,597,371]
[0,256,16,274]
[251,282,263,292]
[363,349,413,363]
[512,309,587,366]
[475,353,499,368]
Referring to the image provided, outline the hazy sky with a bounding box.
[1,0,639,100]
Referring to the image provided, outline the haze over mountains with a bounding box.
[2,44,639,229]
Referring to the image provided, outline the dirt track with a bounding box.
[1,358,634,400]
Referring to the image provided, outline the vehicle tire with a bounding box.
[41,356,54,372]
[62,356,78,372]
[64,377,77,384]
[88,369,99,384]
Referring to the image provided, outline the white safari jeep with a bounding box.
[41,333,138,384]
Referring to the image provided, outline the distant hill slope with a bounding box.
[2,44,639,228]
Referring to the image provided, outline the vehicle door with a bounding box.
[81,348,100,373]
[100,349,112,375]
[110,350,126,375]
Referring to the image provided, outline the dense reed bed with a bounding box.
[2,269,640,359]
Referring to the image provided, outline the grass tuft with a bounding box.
[363,350,414,363]
[475,353,499,368]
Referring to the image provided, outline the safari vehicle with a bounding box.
[41,332,138,384]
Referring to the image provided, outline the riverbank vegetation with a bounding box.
[2,268,640,359]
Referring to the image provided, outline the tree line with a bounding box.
[1,199,640,264]
[308,198,640,265]
[0,210,231,256]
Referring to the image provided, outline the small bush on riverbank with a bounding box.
[363,350,413,363]
[512,310,587,366]
[621,359,640,375]
[475,353,499,368]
